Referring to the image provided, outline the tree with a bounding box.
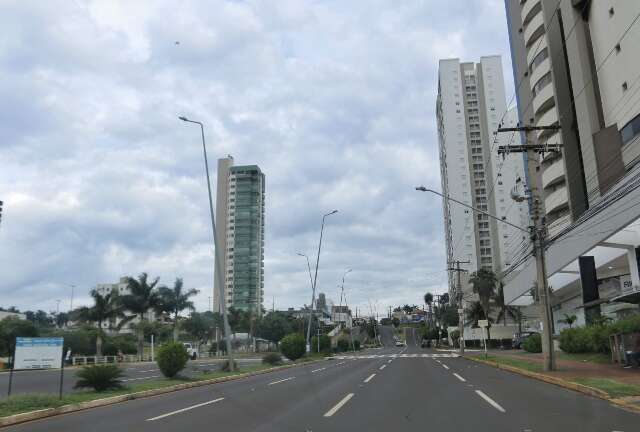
[439,293,450,306]
[256,312,292,346]
[120,273,161,360]
[559,314,577,328]
[441,305,459,327]
[75,289,124,356]
[402,304,413,314]
[469,268,497,339]
[279,333,305,361]
[493,283,518,325]
[55,312,70,328]
[156,342,189,378]
[465,301,487,328]
[0,317,39,357]
[424,292,434,325]
[156,278,199,341]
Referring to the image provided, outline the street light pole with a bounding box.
[307,210,338,352]
[179,115,235,371]
[298,252,315,352]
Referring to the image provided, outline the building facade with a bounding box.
[503,0,640,328]
[213,157,265,316]
[437,56,529,300]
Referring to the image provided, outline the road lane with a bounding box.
[3,348,394,432]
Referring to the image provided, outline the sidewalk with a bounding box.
[467,349,640,412]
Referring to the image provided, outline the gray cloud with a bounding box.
[0,0,512,315]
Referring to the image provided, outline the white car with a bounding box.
[183,343,198,360]
[395,340,405,347]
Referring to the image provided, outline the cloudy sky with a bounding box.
[0,0,514,316]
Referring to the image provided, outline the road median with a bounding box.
[0,357,325,428]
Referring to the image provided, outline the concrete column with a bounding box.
[628,247,640,288]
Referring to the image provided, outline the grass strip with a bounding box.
[571,378,640,398]
[472,354,543,373]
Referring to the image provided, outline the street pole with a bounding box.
[307,210,338,352]
[69,284,75,312]
[298,252,315,353]
[497,124,560,372]
[448,260,469,355]
[179,116,235,371]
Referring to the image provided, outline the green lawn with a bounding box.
[571,378,640,398]
[555,352,611,365]
[474,354,543,373]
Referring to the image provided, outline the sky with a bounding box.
[0,0,514,317]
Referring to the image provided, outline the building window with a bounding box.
[621,113,640,144]
[532,72,552,97]
[529,47,549,73]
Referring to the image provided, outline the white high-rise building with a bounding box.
[436,56,529,298]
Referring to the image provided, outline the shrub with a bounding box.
[353,340,361,350]
[221,359,238,372]
[279,333,306,361]
[156,342,189,378]
[262,352,283,365]
[336,338,350,352]
[310,335,331,353]
[74,365,124,392]
[522,334,542,353]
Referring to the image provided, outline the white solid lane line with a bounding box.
[387,359,392,364]
[138,369,159,373]
[453,373,466,382]
[146,398,225,421]
[364,373,376,383]
[268,377,295,385]
[475,390,506,413]
[311,367,326,373]
[323,393,354,417]
[442,364,450,370]
[337,361,345,365]
[379,364,386,370]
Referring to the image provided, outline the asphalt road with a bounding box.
[0,357,261,398]
[3,327,638,431]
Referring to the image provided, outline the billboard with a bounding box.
[14,337,64,370]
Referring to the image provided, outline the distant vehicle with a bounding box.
[421,339,431,348]
[395,340,405,347]
[512,332,539,349]
[183,342,198,360]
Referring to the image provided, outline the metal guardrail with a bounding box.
[71,354,141,366]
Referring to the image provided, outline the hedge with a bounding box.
[559,315,640,354]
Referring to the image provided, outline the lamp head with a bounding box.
[178,116,189,121]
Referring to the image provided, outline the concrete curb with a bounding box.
[0,358,326,428]
[464,355,640,414]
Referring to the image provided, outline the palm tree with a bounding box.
[465,301,487,327]
[120,273,161,360]
[559,313,577,328]
[424,292,434,325]
[469,268,497,339]
[156,278,199,341]
[75,289,124,356]
[493,283,518,325]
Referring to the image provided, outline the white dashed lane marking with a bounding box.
[324,393,354,418]
[146,398,225,421]
[364,373,376,383]
[268,377,295,386]
[475,390,506,413]
[453,373,466,382]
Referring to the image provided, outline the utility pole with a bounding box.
[497,124,561,372]
[448,261,469,355]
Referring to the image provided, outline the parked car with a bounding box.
[183,342,198,360]
[421,339,431,348]
[512,332,538,349]
[395,340,405,347]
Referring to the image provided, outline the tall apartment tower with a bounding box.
[505,0,640,237]
[437,56,529,298]
[213,156,265,316]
